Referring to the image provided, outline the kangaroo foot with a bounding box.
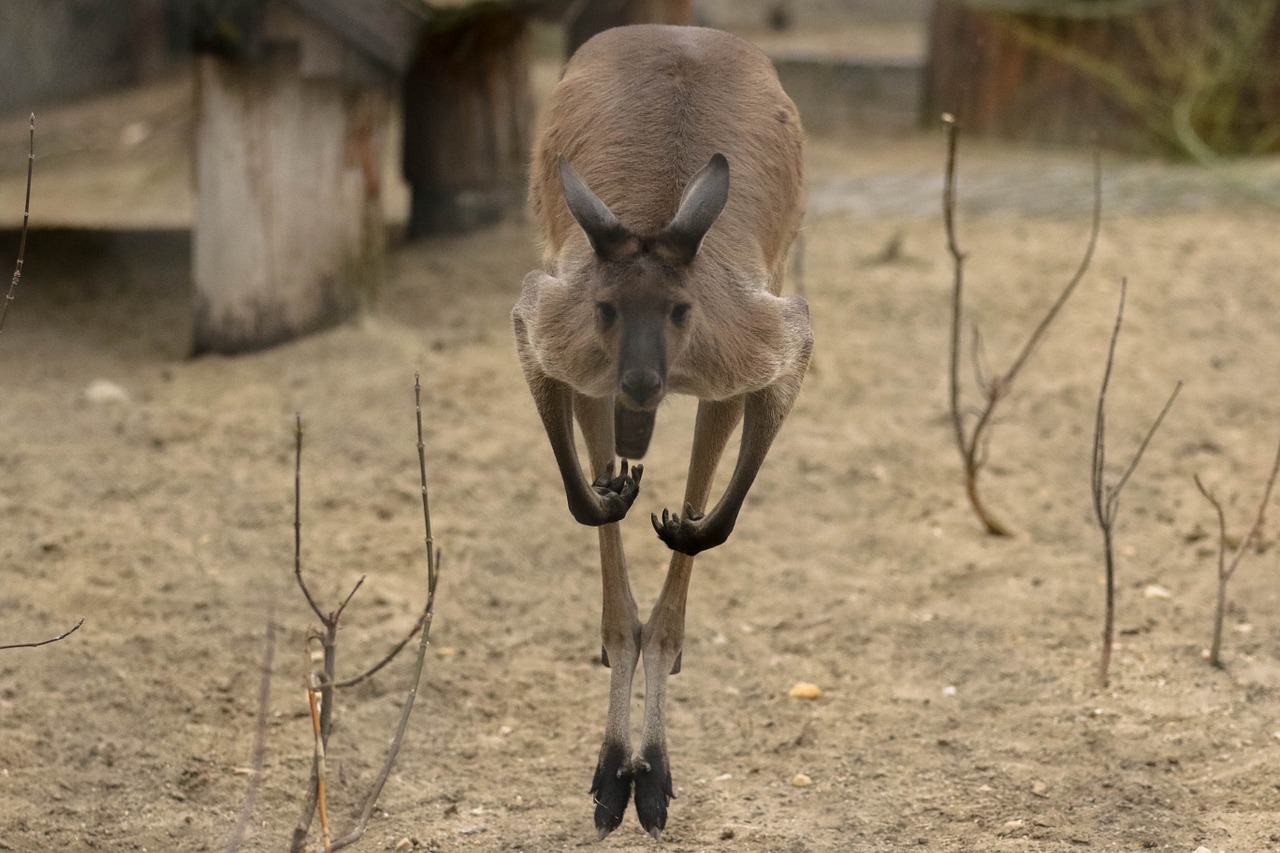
[590,741,633,839]
[632,744,674,839]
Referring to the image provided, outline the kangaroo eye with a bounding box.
[670,303,691,325]
[596,302,617,326]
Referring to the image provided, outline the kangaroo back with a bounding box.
[530,25,805,290]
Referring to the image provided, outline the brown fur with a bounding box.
[531,24,805,284]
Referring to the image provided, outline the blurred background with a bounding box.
[0,0,1274,354]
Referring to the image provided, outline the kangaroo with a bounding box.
[511,24,811,838]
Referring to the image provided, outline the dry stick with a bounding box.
[1193,431,1280,668]
[323,373,441,852]
[0,617,83,651]
[1090,279,1182,688]
[307,648,334,853]
[226,617,277,853]
[0,117,80,656]
[943,114,1102,536]
[0,113,34,336]
[292,413,365,853]
[333,590,433,689]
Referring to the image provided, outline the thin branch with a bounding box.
[334,568,440,690]
[1109,380,1183,508]
[328,550,439,852]
[943,114,968,464]
[0,617,83,651]
[0,113,34,336]
[307,672,334,853]
[1091,279,1126,527]
[333,575,366,623]
[226,617,276,853]
[1000,142,1103,385]
[1193,430,1280,668]
[1222,432,1280,582]
[943,115,1102,537]
[1193,474,1228,582]
[1090,279,1180,688]
[294,414,326,623]
[325,373,442,851]
[970,323,989,395]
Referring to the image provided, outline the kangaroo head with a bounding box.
[558,153,729,410]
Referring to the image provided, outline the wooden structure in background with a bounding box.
[565,0,694,55]
[192,0,698,352]
[924,0,1280,154]
[401,5,533,237]
[192,0,423,355]
[399,0,688,237]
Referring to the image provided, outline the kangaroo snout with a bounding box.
[621,368,663,407]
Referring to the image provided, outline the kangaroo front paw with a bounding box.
[590,741,633,839]
[632,744,674,839]
[576,460,643,526]
[651,502,723,556]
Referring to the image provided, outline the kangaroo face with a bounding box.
[558,154,729,410]
[591,257,695,410]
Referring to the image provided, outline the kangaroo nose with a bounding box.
[621,369,662,405]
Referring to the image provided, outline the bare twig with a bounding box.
[0,617,83,651]
[334,584,435,690]
[0,113,34,336]
[324,373,442,851]
[294,414,327,623]
[1090,279,1182,687]
[1193,430,1280,668]
[226,617,277,853]
[306,653,334,853]
[290,377,443,851]
[943,114,1103,536]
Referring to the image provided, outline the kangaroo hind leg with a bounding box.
[574,393,643,838]
[633,397,744,838]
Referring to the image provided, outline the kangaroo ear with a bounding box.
[656,153,730,264]
[558,155,634,260]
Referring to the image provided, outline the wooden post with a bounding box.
[192,3,389,355]
[401,8,533,237]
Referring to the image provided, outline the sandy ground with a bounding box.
[2,69,1280,853]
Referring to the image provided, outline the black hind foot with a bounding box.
[590,741,633,839]
[632,744,674,839]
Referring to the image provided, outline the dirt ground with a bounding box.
[2,72,1280,853]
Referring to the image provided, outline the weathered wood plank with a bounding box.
[192,48,387,354]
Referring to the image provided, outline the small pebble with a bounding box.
[436,646,457,658]
[1031,780,1049,798]
[119,121,151,148]
[790,773,812,787]
[1143,584,1173,599]
[942,685,957,697]
[788,682,821,700]
[1003,819,1024,830]
[394,838,412,853]
[83,379,129,404]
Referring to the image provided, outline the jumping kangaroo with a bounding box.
[511,24,811,838]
